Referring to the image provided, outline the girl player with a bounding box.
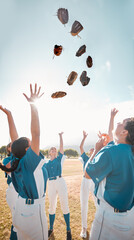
[2,142,18,240]
[44,132,72,240]
[0,84,48,240]
[0,105,19,240]
[79,131,97,239]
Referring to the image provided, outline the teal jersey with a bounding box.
[11,147,48,199]
[44,152,65,178]
[3,155,14,185]
[86,142,134,211]
[80,152,89,171]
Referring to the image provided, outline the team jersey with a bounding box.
[79,152,89,172]
[44,152,66,178]
[11,147,48,199]
[86,141,134,211]
[3,154,14,185]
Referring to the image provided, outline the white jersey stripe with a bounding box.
[34,159,46,198]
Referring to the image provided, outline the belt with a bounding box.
[25,199,34,205]
[18,195,45,205]
[97,199,127,213]
[49,175,62,181]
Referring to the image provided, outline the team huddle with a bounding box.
[0,84,134,240]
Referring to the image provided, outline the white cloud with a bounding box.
[105,61,111,71]
[128,85,134,99]
[101,61,111,72]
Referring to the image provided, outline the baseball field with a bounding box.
[0,158,96,240]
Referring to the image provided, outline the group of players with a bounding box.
[0,83,134,240]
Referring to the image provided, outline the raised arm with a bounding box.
[0,106,18,142]
[23,84,44,156]
[80,131,88,155]
[84,137,105,179]
[108,108,118,142]
[59,132,64,154]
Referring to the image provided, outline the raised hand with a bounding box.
[83,130,88,139]
[95,138,105,152]
[0,105,11,115]
[23,83,44,103]
[111,108,118,118]
[80,131,88,154]
[59,132,64,136]
[98,131,110,146]
[0,105,18,141]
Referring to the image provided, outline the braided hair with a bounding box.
[125,118,134,153]
[0,137,29,172]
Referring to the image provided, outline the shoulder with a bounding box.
[81,152,89,160]
[92,145,113,165]
[57,152,64,160]
[58,152,64,157]
[25,147,44,159]
[3,156,12,165]
[43,159,50,167]
[105,142,130,156]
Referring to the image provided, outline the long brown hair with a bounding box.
[125,118,134,153]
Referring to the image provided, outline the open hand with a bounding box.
[111,108,118,118]
[23,83,44,103]
[59,132,64,136]
[0,105,11,115]
[83,130,88,139]
[95,138,105,152]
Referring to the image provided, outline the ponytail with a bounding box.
[0,137,29,173]
[0,158,20,172]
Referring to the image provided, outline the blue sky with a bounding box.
[0,0,134,149]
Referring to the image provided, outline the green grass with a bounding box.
[0,159,96,240]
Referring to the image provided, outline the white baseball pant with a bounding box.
[48,177,69,214]
[90,199,134,240]
[13,196,48,240]
[6,182,18,214]
[80,177,97,229]
[6,182,18,234]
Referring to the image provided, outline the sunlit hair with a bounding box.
[124,118,134,152]
[49,147,57,153]
[49,147,57,159]
[6,142,12,156]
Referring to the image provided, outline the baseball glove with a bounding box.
[80,71,90,86]
[76,45,86,57]
[54,45,63,56]
[86,56,93,68]
[51,91,67,98]
[71,20,83,37]
[67,71,78,85]
[57,8,69,25]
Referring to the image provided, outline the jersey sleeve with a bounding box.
[61,154,66,168]
[3,156,12,165]
[57,152,64,161]
[86,150,112,184]
[23,147,44,171]
[79,157,84,164]
[81,152,89,164]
